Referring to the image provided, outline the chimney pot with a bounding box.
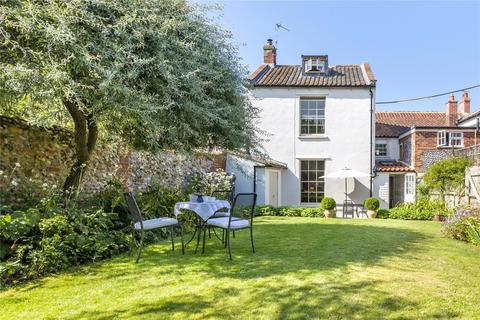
[263,38,276,66]
[458,91,471,115]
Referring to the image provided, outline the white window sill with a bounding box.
[298,134,328,140]
[437,145,464,149]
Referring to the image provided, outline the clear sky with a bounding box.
[196,0,480,112]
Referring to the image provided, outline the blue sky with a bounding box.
[197,1,480,112]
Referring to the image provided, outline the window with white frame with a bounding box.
[450,132,463,147]
[300,160,325,203]
[305,59,325,73]
[375,143,388,157]
[437,130,464,147]
[405,174,415,195]
[300,98,325,135]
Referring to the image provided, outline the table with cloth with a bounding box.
[174,200,231,253]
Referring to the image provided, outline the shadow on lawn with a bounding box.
[14,220,457,319]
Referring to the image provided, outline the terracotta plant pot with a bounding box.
[433,214,445,221]
[367,210,377,219]
[324,209,335,218]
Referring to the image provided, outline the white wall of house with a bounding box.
[375,138,399,160]
[458,116,478,127]
[236,87,374,207]
[373,172,390,209]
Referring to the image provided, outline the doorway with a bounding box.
[266,170,281,206]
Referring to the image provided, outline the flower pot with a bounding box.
[433,214,445,221]
[367,210,377,219]
[324,209,335,218]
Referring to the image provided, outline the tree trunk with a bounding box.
[62,100,98,195]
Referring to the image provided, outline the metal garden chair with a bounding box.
[343,200,355,219]
[123,192,184,263]
[205,193,257,260]
[208,189,234,241]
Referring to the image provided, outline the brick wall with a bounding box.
[413,130,476,173]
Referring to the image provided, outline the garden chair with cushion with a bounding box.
[208,189,234,241]
[123,192,184,263]
[205,193,257,260]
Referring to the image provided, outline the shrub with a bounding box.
[442,208,480,245]
[376,209,390,219]
[187,170,235,195]
[364,198,380,211]
[388,199,449,220]
[321,197,336,210]
[252,205,324,218]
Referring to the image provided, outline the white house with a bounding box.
[227,39,376,207]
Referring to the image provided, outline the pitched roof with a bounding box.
[375,161,414,173]
[248,64,371,87]
[376,111,447,137]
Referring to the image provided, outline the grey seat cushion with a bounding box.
[206,217,249,229]
[134,217,178,230]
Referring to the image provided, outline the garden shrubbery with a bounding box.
[0,183,188,287]
[253,205,324,218]
[442,208,480,245]
[377,199,449,220]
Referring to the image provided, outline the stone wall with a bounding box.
[0,116,224,199]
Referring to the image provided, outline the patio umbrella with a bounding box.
[322,167,371,204]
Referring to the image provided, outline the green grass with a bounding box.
[1,217,480,319]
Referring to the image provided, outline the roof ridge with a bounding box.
[376,111,445,113]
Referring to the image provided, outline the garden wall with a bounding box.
[0,116,224,200]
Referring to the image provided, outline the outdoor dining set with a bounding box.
[123,190,257,261]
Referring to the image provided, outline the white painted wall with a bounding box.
[373,173,390,209]
[241,87,374,207]
[226,155,266,204]
[375,138,399,160]
[458,116,478,127]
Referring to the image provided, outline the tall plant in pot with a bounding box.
[364,198,380,219]
[321,197,336,218]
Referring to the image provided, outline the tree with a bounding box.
[423,157,473,202]
[0,0,259,193]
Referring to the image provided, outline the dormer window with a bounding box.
[302,55,328,74]
[305,59,324,73]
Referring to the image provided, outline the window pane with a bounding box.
[300,160,325,203]
[300,98,325,135]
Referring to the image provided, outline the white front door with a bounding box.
[267,170,280,206]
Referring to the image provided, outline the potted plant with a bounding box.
[321,197,336,218]
[364,197,380,219]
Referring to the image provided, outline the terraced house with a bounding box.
[374,92,478,208]
[227,39,376,207]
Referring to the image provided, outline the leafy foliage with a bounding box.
[442,208,480,245]
[0,0,260,191]
[253,205,325,218]
[321,197,336,210]
[364,198,380,210]
[380,199,449,220]
[423,157,473,199]
[187,170,235,195]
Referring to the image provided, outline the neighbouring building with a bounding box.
[373,92,478,208]
[226,39,376,207]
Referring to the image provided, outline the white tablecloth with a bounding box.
[174,200,231,221]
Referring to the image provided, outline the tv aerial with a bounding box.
[274,23,290,48]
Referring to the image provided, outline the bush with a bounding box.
[364,198,380,210]
[253,205,324,218]
[0,183,188,287]
[321,197,336,210]
[387,199,449,220]
[376,209,390,219]
[187,170,235,195]
[442,208,480,245]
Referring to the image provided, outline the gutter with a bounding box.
[369,86,374,197]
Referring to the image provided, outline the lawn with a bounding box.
[1,217,480,319]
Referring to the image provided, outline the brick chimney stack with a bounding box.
[445,94,458,126]
[263,39,276,66]
[458,92,471,115]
